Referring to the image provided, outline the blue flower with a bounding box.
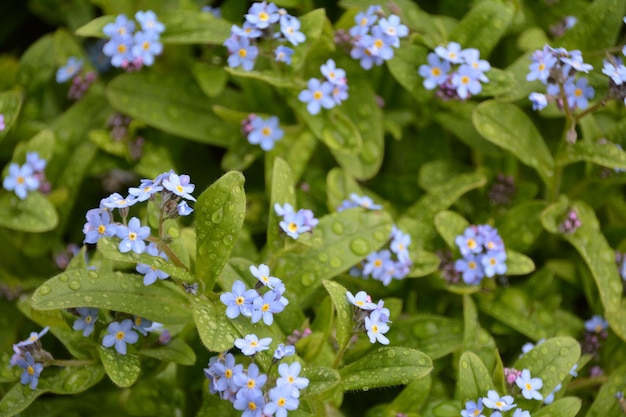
[103,14,135,38]
[513,409,531,417]
[279,210,312,239]
[220,280,258,318]
[482,390,516,412]
[26,152,46,172]
[461,48,491,82]
[561,53,593,73]
[298,78,335,115]
[131,30,163,66]
[346,290,377,310]
[128,179,163,202]
[280,15,306,46]
[226,36,258,71]
[3,163,39,199]
[585,315,608,333]
[210,353,244,392]
[56,56,83,83]
[602,60,626,85]
[529,92,548,110]
[101,192,138,210]
[16,352,43,390]
[338,193,382,211]
[274,202,294,216]
[72,307,99,337]
[251,291,285,325]
[162,172,196,201]
[16,327,49,348]
[177,201,194,216]
[136,242,170,285]
[390,226,411,263]
[83,208,118,244]
[349,5,381,36]
[321,59,346,85]
[135,10,165,36]
[363,249,393,280]
[273,343,296,360]
[116,216,151,254]
[454,227,483,257]
[435,42,464,64]
[331,82,349,105]
[365,25,395,60]
[235,333,272,356]
[102,35,134,67]
[102,319,139,355]
[233,388,266,417]
[461,399,485,417]
[264,385,300,417]
[232,22,262,39]
[245,1,280,29]
[480,251,507,277]
[132,316,153,336]
[250,264,282,289]
[527,47,557,83]
[455,255,485,285]
[247,115,284,150]
[452,65,483,99]
[275,45,294,64]
[350,36,384,70]
[515,369,543,400]
[419,53,451,90]
[377,14,408,47]
[365,310,390,344]
[564,77,594,109]
[277,362,310,396]
[234,363,267,397]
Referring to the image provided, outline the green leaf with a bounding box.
[463,295,479,352]
[558,0,626,51]
[434,210,469,249]
[159,10,231,44]
[273,209,393,304]
[193,295,240,352]
[192,62,227,98]
[514,337,580,402]
[98,345,141,388]
[267,128,317,184]
[478,69,515,97]
[585,364,626,417]
[496,201,548,252]
[0,365,104,417]
[473,100,554,184]
[0,90,22,141]
[339,347,432,391]
[383,375,432,417]
[322,280,354,349]
[541,197,622,315]
[0,192,58,233]
[450,0,515,57]
[31,269,192,325]
[106,72,232,146]
[458,351,495,404]
[505,250,536,276]
[535,398,581,417]
[266,157,296,256]
[225,67,300,89]
[407,249,440,278]
[74,15,114,38]
[387,44,429,101]
[392,315,464,360]
[556,141,626,170]
[301,366,341,397]
[195,171,246,291]
[97,237,194,283]
[139,338,196,366]
[18,34,56,90]
[325,168,369,211]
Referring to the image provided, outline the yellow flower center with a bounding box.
[468,261,477,270]
[239,48,247,58]
[142,41,150,50]
[117,44,127,53]
[85,316,93,323]
[431,67,441,76]
[374,39,383,49]
[288,222,298,232]
[262,127,271,136]
[288,376,295,383]
[448,52,457,59]
[574,88,582,97]
[259,12,269,21]
[374,259,382,267]
[98,225,106,234]
[461,76,470,85]
[538,63,545,71]
[17,176,25,185]
[248,402,257,411]
[247,379,256,389]
[277,398,286,407]
[116,331,125,340]
[372,325,379,333]
[235,296,244,305]
[262,303,270,312]
[225,369,232,378]
[313,90,322,100]
[525,383,532,390]
[135,317,142,326]
[27,366,35,375]
[360,17,368,26]
[128,232,137,241]
[176,185,184,193]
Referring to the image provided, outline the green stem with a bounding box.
[145,235,190,271]
[332,340,351,369]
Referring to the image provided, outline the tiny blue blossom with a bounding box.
[527,47,557,83]
[83,208,118,244]
[101,192,138,210]
[365,310,390,344]
[363,249,393,280]
[602,60,626,85]
[349,5,380,36]
[455,255,485,285]
[56,56,83,83]
[247,115,284,151]
[346,290,377,310]
[135,10,165,35]
[226,37,258,71]
[177,201,194,216]
[480,251,507,277]
[234,363,267,397]
[26,152,46,172]
[482,390,516,412]
[245,1,280,29]
[232,22,262,39]
[3,163,39,200]
[16,352,43,390]
[279,210,311,239]
[274,45,294,64]
[435,41,464,64]
[461,399,485,417]
[72,307,99,337]
[277,362,309,396]
[264,385,300,417]
[234,387,266,417]
[279,15,306,46]
[513,409,531,417]
[210,353,244,392]
[529,92,549,110]
[321,59,346,86]
[377,14,408,47]
[102,319,139,355]
[103,14,135,38]
[116,216,151,254]
[16,327,49,348]
[250,264,282,289]
[350,35,384,70]
[220,280,258,318]
[419,53,451,90]
[298,78,335,115]
[251,290,285,325]
[132,316,153,336]
[102,35,134,68]
[273,343,296,360]
[564,77,594,109]
[163,172,196,201]
[515,369,543,400]
[452,65,483,99]
[585,315,608,333]
[235,334,272,356]
[131,30,163,66]
[136,242,170,285]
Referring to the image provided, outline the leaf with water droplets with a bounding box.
[193,294,240,353]
[339,347,432,391]
[556,141,626,170]
[266,158,296,257]
[31,269,191,324]
[98,345,141,388]
[0,192,58,233]
[585,364,626,417]
[195,171,246,292]
[458,351,496,404]
[322,280,354,350]
[406,248,440,278]
[558,0,626,51]
[301,366,341,397]
[496,201,547,252]
[533,397,581,417]
[392,314,464,360]
[473,100,554,184]
[139,338,196,366]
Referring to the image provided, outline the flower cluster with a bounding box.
[337,193,382,211]
[582,315,608,359]
[242,114,284,151]
[298,59,349,115]
[82,170,195,284]
[453,225,507,285]
[220,264,288,325]
[527,45,595,111]
[9,327,50,390]
[419,42,491,100]
[346,5,408,70]
[204,338,309,417]
[224,1,306,71]
[346,291,391,344]
[274,203,318,239]
[102,11,164,70]
[2,151,47,200]
[558,208,581,234]
[461,391,528,417]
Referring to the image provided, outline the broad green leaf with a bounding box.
[478,69,515,97]
[267,128,317,184]
[0,192,58,233]
[266,157,296,256]
[325,168,370,211]
[18,34,55,89]
[193,295,240,352]
[418,160,466,192]
[450,0,515,57]
[585,364,626,417]
[97,237,194,283]
[0,90,22,141]
[106,72,232,146]
[139,338,196,366]
[458,351,495,404]
[558,0,626,51]
[535,398,581,417]
[322,280,354,349]
[294,9,327,70]
[302,366,341,397]
[225,67,300,89]
[14,129,56,164]
[159,10,231,44]
[556,141,626,170]
[98,345,141,388]
[387,44,429,101]
[383,375,432,417]
[74,15,115,38]
[517,27,550,52]
[192,62,227,98]
[392,315,463,360]
[463,295,479,352]
[496,201,548,252]
[541,197,622,315]
[88,129,129,158]
[31,269,192,324]
[434,210,469,250]
[339,347,432,391]
[195,171,246,291]
[514,337,580,405]
[505,250,535,276]
[273,209,393,304]
[407,249,440,278]
[473,100,554,184]
[497,51,540,102]
[0,365,104,417]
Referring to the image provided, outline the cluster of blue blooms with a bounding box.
[453,225,507,285]
[2,151,47,200]
[102,11,164,70]
[527,45,595,111]
[82,170,195,285]
[298,59,349,115]
[274,203,318,239]
[56,56,83,83]
[9,327,49,389]
[204,337,309,417]
[220,264,288,325]
[242,114,284,151]
[346,291,391,345]
[347,5,408,70]
[224,1,306,71]
[340,194,413,285]
[419,42,491,100]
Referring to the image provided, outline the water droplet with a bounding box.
[212,208,224,224]
[121,283,128,289]
[402,350,409,356]
[301,273,315,286]
[318,253,329,262]
[167,106,181,118]
[387,349,396,358]
[69,281,81,290]
[461,360,469,369]
[88,270,98,279]
[59,274,69,282]
[350,238,370,256]
[330,257,342,268]
[84,296,93,303]
[332,222,344,235]
[374,231,386,241]
[39,285,51,296]
[223,235,233,245]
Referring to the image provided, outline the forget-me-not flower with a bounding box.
[116,216,150,254]
[247,115,284,150]
[56,56,83,83]
[102,319,139,355]
[16,352,43,389]
[72,307,99,337]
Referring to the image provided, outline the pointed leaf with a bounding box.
[266,158,296,256]
[31,269,192,325]
[195,171,246,291]
[139,338,196,366]
[339,347,432,391]
[458,351,496,404]
[473,100,554,184]
[193,295,240,353]
[556,141,626,170]
[225,67,300,89]
[505,250,535,276]
[434,210,469,250]
[322,280,354,349]
[0,192,58,233]
[98,345,141,388]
